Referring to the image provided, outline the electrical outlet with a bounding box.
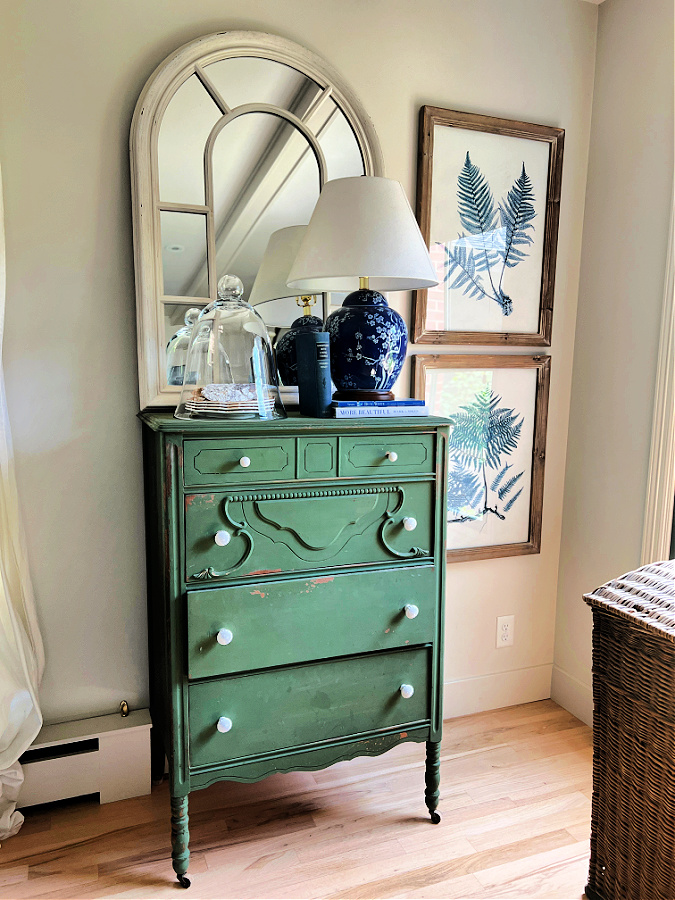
[496,615,515,648]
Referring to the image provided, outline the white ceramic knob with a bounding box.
[216,628,233,646]
[386,451,398,462]
[400,684,415,699]
[402,516,417,532]
[217,716,233,733]
[214,530,231,547]
[239,456,251,468]
[404,604,419,619]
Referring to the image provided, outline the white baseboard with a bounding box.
[550,665,593,727]
[443,664,552,718]
[18,709,152,808]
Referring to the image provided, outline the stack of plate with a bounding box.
[185,398,276,417]
[185,383,276,417]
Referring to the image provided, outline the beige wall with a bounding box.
[0,0,597,724]
[553,0,674,725]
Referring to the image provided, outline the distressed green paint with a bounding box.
[186,566,435,679]
[297,437,336,476]
[188,648,429,768]
[184,483,434,582]
[338,434,433,477]
[425,740,442,822]
[170,795,190,879]
[139,412,450,881]
[190,727,430,788]
[184,438,295,486]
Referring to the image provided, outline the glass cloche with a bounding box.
[166,307,201,386]
[175,275,286,420]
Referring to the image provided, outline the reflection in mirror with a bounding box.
[158,75,221,205]
[160,211,209,297]
[196,112,321,300]
[314,98,364,181]
[204,57,319,111]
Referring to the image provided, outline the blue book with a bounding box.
[331,398,426,408]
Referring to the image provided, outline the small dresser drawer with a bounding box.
[339,434,434,477]
[188,647,429,768]
[183,438,295,487]
[185,482,434,583]
[186,566,435,679]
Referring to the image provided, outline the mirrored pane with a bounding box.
[312,97,365,181]
[158,75,221,205]
[204,57,320,112]
[211,112,320,301]
[160,211,209,297]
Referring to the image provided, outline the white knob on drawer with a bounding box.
[214,530,231,547]
[239,456,251,468]
[217,716,233,733]
[400,684,415,699]
[216,628,233,646]
[385,451,398,462]
[402,516,417,532]
[404,604,419,619]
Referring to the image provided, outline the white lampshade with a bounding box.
[248,225,320,328]
[287,176,438,293]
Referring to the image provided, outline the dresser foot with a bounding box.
[425,740,441,822]
[171,795,190,885]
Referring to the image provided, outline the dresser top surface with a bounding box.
[139,410,452,435]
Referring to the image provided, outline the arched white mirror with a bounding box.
[131,32,384,408]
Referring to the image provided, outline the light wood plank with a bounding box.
[0,700,592,899]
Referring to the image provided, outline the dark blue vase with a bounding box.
[275,314,324,386]
[324,290,407,400]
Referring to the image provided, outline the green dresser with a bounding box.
[139,412,449,887]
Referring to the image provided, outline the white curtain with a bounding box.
[0,162,45,840]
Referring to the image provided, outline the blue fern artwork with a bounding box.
[444,153,536,317]
[447,386,525,523]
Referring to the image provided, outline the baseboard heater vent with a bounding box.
[17,709,152,809]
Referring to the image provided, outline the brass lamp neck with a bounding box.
[359,276,369,290]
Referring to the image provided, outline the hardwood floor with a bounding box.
[0,701,592,899]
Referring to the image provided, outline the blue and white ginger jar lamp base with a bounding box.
[325,289,407,401]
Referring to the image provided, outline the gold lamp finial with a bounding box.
[296,295,317,316]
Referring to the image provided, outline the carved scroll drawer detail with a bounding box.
[184,483,434,583]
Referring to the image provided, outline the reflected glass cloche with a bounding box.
[175,275,286,420]
[166,307,201,387]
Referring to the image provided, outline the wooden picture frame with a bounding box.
[412,107,564,346]
[413,354,551,563]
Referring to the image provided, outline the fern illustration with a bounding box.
[443,153,537,316]
[447,387,525,523]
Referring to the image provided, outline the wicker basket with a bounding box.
[585,560,675,900]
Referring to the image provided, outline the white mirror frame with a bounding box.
[130,31,384,409]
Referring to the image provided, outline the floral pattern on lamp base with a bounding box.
[325,290,407,400]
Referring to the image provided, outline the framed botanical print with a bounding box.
[412,107,564,346]
[413,354,551,562]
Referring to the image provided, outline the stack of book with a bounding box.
[331,399,429,418]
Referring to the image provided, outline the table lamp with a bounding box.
[287,176,437,400]
[249,225,323,386]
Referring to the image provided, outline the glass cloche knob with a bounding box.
[217,274,244,302]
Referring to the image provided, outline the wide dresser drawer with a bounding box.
[186,567,436,679]
[185,482,434,583]
[188,647,430,768]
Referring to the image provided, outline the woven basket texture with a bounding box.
[584,559,675,900]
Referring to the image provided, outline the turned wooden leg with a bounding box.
[425,740,441,824]
[171,794,191,887]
